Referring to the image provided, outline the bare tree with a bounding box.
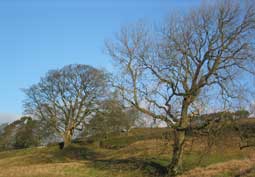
[106,1,255,175]
[23,64,108,148]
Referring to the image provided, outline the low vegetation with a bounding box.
[1,121,255,177]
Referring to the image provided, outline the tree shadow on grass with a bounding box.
[52,145,99,161]
[89,158,168,177]
[0,144,168,177]
[5,145,99,165]
[54,144,168,176]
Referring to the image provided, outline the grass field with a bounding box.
[0,127,255,177]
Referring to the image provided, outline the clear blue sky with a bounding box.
[0,0,201,123]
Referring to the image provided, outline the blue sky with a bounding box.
[0,0,202,123]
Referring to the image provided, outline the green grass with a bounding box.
[0,127,255,177]
[99,128,171,149]
[213,171,234,177]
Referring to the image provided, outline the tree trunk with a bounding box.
[168,129,186,176]
[63,129,73,148]
[168,98,190,176]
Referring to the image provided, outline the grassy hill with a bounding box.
[1,121,255,177]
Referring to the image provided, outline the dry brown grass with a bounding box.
[0,162,87,177]
[0,159,146,177]
[105,139,171,160]
[179,155,255,177]
[1,127,255,177]
[0,146,149,177]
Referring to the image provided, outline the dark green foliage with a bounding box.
[0,123,8,134]
[234,110,250,119]
[0,118,28,150]
[86,97,141,139]
[13,117,40,149]
[191,110,250,131]
[0,117,41,150]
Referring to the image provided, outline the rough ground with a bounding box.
[1,128,255,177]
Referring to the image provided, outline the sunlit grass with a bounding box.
[0,128,255,177]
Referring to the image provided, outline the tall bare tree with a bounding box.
[106,1,255,175]
[23,64,108,148]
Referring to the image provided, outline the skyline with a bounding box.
[0,0,202,123]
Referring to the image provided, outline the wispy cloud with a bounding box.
[0,113,19,124]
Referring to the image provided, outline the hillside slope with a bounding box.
[0,126,255,177]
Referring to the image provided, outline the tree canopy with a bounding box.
[87,97,141,139]
[106,1,255,175]
[23,64,108,147]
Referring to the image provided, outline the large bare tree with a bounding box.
[23,64,108,148]
[106,1,255,175]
